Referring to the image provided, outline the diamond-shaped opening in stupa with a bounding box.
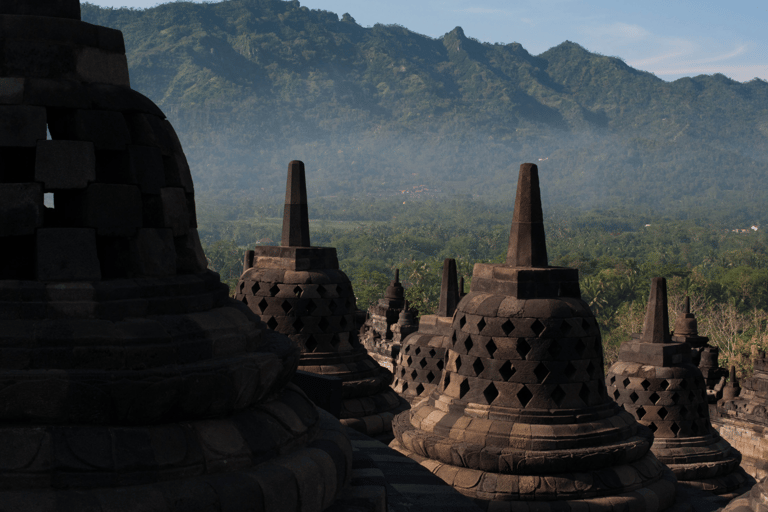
[472,358,484,376]
[517,385,533,407]
[658,407,668,420]
[501,320,515,336]
[534,362,549,383]
[530,319,545,337]
[459,378,470,399]
[477,318,486,332]
[486,339,497,357]
[551,385,566,406]
[483,382,499,404]
[426,371,435,383]
[499,360,516,381]
[516,339,531,359]
[636,406,646,419]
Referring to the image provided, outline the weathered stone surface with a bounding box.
[35,140,95,189]
[36,228,101,281]
[0,105,46,147]
[0,183,43,236]
[0,7,352,511]
[391,164,677,511]
[607,277,747,494]
[237,161,405,438]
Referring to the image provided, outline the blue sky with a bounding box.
[88,0,768,82]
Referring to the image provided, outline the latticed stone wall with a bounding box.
[607,364,711,439]
[442,302,605,409]
[236,270,358,353]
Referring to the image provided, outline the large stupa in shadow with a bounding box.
[0,2,351,509]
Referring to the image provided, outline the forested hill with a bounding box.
[82,0,768,214]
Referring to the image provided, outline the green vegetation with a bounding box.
[81,0,768,210]
[200,197,768,375]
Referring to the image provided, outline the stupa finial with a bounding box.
[506,163,548,267]
[641,277,672,344]
[281,160,310,247]
[683,296,691,314]
[437,258,460,317]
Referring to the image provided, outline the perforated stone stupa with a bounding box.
[607,278,746,494]
[390,163,677,511]
[672,297,727,399]
[236,161,406,437]
[392,258,460,404]
[0,2,352,510]
[362,269,418,372]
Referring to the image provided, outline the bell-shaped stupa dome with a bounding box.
[391,164,677,511]
[607,278,747,494]
[236,160,407,438]
[0,2,351,509]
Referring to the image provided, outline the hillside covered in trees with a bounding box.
[82,0,768,212]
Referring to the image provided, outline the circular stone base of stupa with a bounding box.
[389,434,678,512]
[0,386,352,512]
[301,347,408,437]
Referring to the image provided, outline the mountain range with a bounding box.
[81,0,768,214]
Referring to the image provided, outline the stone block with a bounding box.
[84,183,142,233]
[24,78,89,108]
[130,228,176,277]
[128,145,165,194]
[96,26,126,54]
[0,77,24,104]
[35,140,95,189]
[48,109,130,151]
[2,40,76,80]
[0,183,43,236]
[161,187,189,235]
[37,228,101,281]
[88,84,164,118]
[0,106,46,147]
[75,48,130,87]
[174,229,208,274]
[0,0,81,19]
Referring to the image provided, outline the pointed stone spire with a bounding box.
[281,160,310,247]
[641,277,672,344]
[0,0,81,19]
[384,268,404,300]
[506,163,548,267]
[683,296,691,314]
[437,258,460,318]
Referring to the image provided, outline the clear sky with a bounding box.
[88,0,768,82]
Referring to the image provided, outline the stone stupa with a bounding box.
[391,163,677,511]
[672,297,727,398]
[235,161,406,437]
[0,2,351,510]
[607,278,747,494]
[392,258,461,404]
[362,269,418,372]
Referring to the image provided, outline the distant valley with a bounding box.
[82,0,768,216]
